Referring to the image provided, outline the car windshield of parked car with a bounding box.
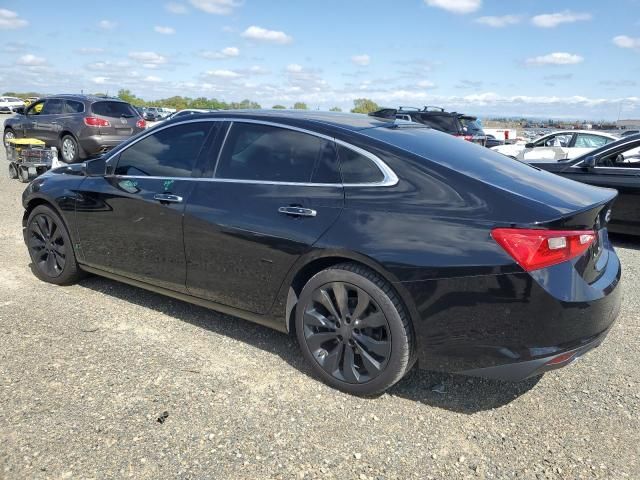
[115,122,212,177]
[460,117,483,134]
[92,101,137,118]
[574,134,612,149]
[215,123,335,183]
[418,114,458,133]
[536,133,572,147]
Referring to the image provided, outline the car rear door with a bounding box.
[74,121,217,292]
[183,120,344,314]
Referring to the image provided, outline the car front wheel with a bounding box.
[26,205,84,285]
[296,262,414,396]
[3,128,16,148]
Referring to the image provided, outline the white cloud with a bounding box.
[241,26,293,44]
[91,76,110,85]
[286,64,304,73]
[247,65,269,75]
[129,51,168,68]
[0,9,28,29]
[17,54,46,66]
[531,10,591,28]
[165,2,188,14]
[613,35,640,51]
[75,47,105,55]
[200,46,239,59]
[189,0,240,15]
[475,15,521,27]
[424,0,481,14]
[98,19,117,30]
[154,25,175,35]
[526,52,584,66]
[144,75,162,83]
[351,54,370,66]
[205,69,241,78]
[417,80,436,88]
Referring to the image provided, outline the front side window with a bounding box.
[64,100,84,113]
[27,100,46,116]
[215,123,334,183]
[115,122,212,177]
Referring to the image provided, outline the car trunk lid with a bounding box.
[90,101,140,136]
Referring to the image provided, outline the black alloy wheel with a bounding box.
[296,263,414,396]
[303,282,392,383]
[18,165,30,183]
[26,205,84,285]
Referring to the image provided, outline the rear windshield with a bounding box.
[418,114,459,133]
[91,101,137,118]
[460,117,484,134]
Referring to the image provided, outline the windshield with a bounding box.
[91,101,137,118]
[460,117,484,134]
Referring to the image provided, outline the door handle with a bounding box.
[278,206,317,217]
[154,193,183,203]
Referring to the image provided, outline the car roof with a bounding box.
[169,109,394,131]
[44,94,128,103]
[542,129,619,138]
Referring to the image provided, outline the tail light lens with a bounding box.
[455,134,473,141]
[136,119,146,129]
[84,116,110,127]
[491,228,596,271]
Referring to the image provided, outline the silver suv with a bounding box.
[3,94,146,163]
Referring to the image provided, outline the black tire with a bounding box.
[8,162,18,179]
[18,165,30,183]
[26,205,84,285]
[60,135,79,163]
[3,128,16,148]
[295,262,414,396]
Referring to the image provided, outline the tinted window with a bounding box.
[92,101,137,118]
[115,122,212,177]
[41,99,64,115]
[418,114,459,133]
[337,144,384,184]
[311,142,341,183]
[63,100,84,113]
[27,100,45,116]
[215,123,332,183]
[460,117,483,134]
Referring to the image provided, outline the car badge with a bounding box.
[605,209,612,224]
[120,117,127,125]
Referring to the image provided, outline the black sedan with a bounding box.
[529,134,640,236]
[21,111,621,395]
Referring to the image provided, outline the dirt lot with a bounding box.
[0,145,639,480]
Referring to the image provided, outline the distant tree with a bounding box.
[292,102,308,110]
[117,89,146,106]
[329,106,342,112]
[272,104,286,109]
[350,98,379,114]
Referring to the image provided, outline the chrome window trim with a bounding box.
[570,138,640,170]
[106,117,399,188]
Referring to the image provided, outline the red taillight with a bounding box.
[136,118,146,129]
[455,134,473,141]
[491,228,596,272]
[84,116,110,127]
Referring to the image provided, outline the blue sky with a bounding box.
[1,0,640,119]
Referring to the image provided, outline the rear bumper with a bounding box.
[79,135,131,155]
[402,248,622,380]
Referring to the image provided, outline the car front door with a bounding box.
[183,121,345,314]
[21,99,47,139]
[36,98,64,144]
[74,121,217,292]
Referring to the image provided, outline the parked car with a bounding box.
[620,130,639,138]
[21,111,621,395]
[492,130,618,161]
[370,106,487,146]
[484,134,504,149]
[0,96,25,113]
[143,107,164,121]
[528,133,640,235]
[3,95,146,163]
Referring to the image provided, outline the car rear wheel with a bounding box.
[26,205,84,285]
[8,163,18,179]
[3,128,15,147]
[296,262,414,396]
[61,135,79,163]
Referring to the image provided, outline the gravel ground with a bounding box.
[0,144,639,480]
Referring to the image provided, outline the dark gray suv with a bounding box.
[3,95,146,163]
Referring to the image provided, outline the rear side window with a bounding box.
[215,123,334,183]
[574,134,611,149]
[64,100,84,113]
[115,122,211,177]
[418,114,459,133]
[337,144,384,184]
[92,101,137,118]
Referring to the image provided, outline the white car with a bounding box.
[0,96,25,113]
[491,130,619,162]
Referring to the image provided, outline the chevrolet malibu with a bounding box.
[21,111,621,395]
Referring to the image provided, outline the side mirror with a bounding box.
[582,155,596,169]
[85,157,107,176]
[14,106,25,115]
[525,143,535,149]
